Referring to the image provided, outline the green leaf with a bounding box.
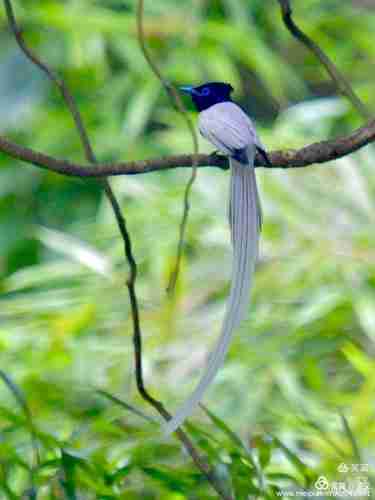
[271,436,311,485]
[340,413,361,464]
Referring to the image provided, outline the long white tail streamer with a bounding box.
[164,152,260,435]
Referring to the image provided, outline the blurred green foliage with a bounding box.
[1,0,375,498]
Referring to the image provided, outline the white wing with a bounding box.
[198,102,262,156]
[199,101,263,230]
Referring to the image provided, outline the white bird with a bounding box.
[164,82,269,435]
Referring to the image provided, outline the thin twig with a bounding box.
[96,389,156,422]
[108,179,232,498]
[2,1,233,498]
[1,119,375,176]
[166,169,197,293]
[277,0,371,120]
[136,0,199,293]
[2,0,95,163]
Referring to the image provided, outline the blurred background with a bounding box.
[1,0,375,498]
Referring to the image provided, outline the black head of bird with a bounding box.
[180,81,234,112]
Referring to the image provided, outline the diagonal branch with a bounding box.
[1,118,375,177]
[2,0,95,163]
[277,0,371,121]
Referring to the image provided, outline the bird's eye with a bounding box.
[201,88,210,96]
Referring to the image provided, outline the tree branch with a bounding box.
[1,119,375,178]
[277,0,372,121]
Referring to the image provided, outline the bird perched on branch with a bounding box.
[164,82,271,435]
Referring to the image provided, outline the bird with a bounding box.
[163,81,271,435]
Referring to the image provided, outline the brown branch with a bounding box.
[136,0,199,294]
[1,119,375,177]
[105,168,229,498]
[2,0,95,163]
[277,0,372,121]
[2,1,233,498]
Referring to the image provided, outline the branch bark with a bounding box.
[1,119,375,177]
[277,0,372,121]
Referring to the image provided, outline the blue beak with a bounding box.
[180,85,195,95]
